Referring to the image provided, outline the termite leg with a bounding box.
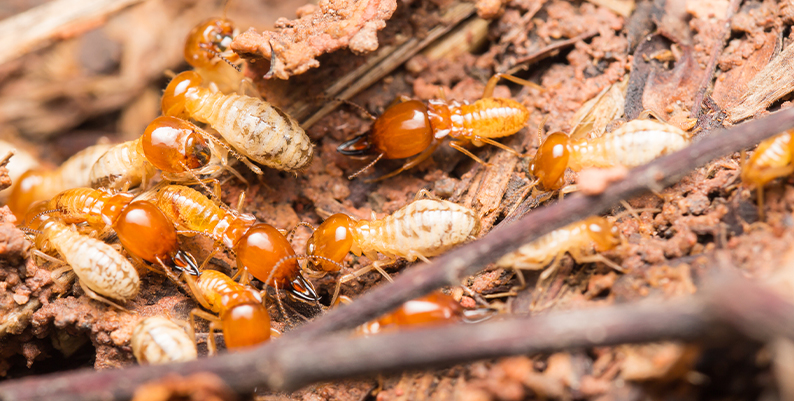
[332,257,396,305]
[449,141,492,167]
[35,249,66,266]
[483,73,543,98]
[189,309,221,355]
[558,184,579,200]
[471,135,529,158]
[569,250,624,273]
[367,140,443,183]
[637,109,668,123]
[80,282,130,312]
[184,273,212,310]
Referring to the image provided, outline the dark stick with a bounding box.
[689,0,742,119]
[510,30,598,68]
[290,106,794,340]
[2,275,794,400]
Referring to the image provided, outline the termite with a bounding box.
[8,143,112,220]
[305,193,479,301]
[44,187,199,275]
[184,269,273,353]
[358,291,463,335]
[131,316,197,365]
[337,73,538,181]
[149,184,318,303]
[495,216,622,283]
[88,116,227,191]
[25,203,140,307]
[184,17,245,94]
[740,129,794,220]
[161,71,313,173]
[531,119,691,191]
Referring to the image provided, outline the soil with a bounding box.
[1,0,794,400]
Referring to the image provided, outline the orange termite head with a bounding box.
[184,18,239,69]
[112,200,198,273]
[161,71,203,119]
[236,223,319,303]
[531,132,570,190]
[306,213,356,272]
[8,169,46,221]
[142,116,211,173]
[220,290,271,349]
[584,216,621,252]
[338,100,433,160]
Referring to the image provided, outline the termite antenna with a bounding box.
[203,47,242,72]
[179,161,227,208]
[348,153,384,180]
[18,226,42,235]
[316,96,376,120]
[25,208,63,227]
[287,222,316,243]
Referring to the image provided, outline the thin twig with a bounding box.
[1,274,793,400]
[508,30,598,70]
[689,0,742,119]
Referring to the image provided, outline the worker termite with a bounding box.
[88,116,230,192]
[161,71,313,173]
[8,143,112,220]
[305,193,479,301]
[149,184,319,303]
[25,204,140,307]
[740,129,794,220]
[494,216,622,286]
[184,17,245,94]
[358,291,463,335]
[131,316,197,365]
[44,187,199,275]
[531,119,691,191]
[337,73,538,181]
[184,269,273,353]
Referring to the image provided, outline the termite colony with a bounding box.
[5,0,760,373]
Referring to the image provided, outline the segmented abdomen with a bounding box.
[131,317,197,365]
[153,185,224,238]
[741,131,794,187]
[355,199,479,260]
[189,90,313,171]
[89,139,155,191]
[196,270,259,313]
[458,98,529,139]
[568,120,691,170]
[48,188,108,227]
[45,220,139,301]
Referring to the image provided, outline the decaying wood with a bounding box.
[1,274,793,400]
[0,0,146,66]
[296,2,476,127]
[231,0,399,80]
[729,30,794,122]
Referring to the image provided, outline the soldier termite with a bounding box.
[24,203,140,307]
[740,129,794,220]
[44,187,200,275]
[131,316,197,364]
[161,71,313,173]
[149,184,319,303]
[184,17,246,94]
[305,193,479,302]
[531,119,691,191]
[337,73,539,181]
[184,269,273,353]
[8,143,112,220]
